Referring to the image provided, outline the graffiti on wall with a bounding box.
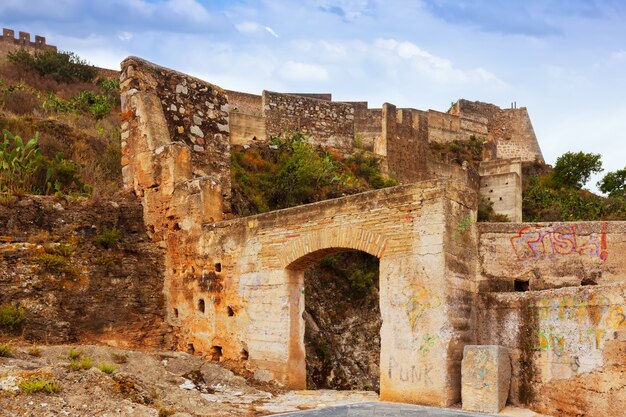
[388,356,433,385]
[402,282,442,334]
[529,293,625,355]
[510,223,608,262]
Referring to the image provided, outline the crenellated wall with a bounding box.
[0,28,57,56]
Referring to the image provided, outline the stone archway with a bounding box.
[282,245,384,390]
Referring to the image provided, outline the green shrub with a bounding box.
[94,256,116,269]
[230,132,396,215]
[69,355,92,371]
[0,304,25,332]
[97,362,119,374]
[19,378,60,394]
[0,129,90,197]
[36,253,72,274]
[95,226,121,249]
[66,349,80,361]
[8,49,97,83]
[54,243,77,257]
[0,342,13,357]
[347,269,377,295]
[28,346,42,357]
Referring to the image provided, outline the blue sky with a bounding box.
[2,0,625,191]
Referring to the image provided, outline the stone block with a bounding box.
[461,345,510,414]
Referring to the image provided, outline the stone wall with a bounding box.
[476,221,626,416]
[229,112,266,145]
[477,221,626,291]
[120,56,231,242]
[476,285,626,417]
[163,179,477,406]
[458,100,544,163]
[427,110,461,144]
[350,102,382,152]
[479,160,523,222]
[262,91,355,153]
[0,28,56,57]
[0,195,170,348]
[225,90,262,116]
[382,104,430,183]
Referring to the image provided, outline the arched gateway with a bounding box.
[120,56,478,407]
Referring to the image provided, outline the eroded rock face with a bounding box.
[0,195,171,348]
[303,252,381,392]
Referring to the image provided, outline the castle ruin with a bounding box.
[119,56,626,416]
[0,28,56,57]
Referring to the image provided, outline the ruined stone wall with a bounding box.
[476,221,626,416]
[458,100,544,163]
[427,110,461,144]
[225,90,262,116]
[120,56,231,242]
[0,28,57,57]
[164,179,477,406]
[229,112,266,145]
[262,91,355,153]
[0,195,170,348]
[477,222,626,291]
[382,104,430,183]
[479,160,523,222]
[349,102,381,152]
[476,285,626,417]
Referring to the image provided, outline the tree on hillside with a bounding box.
[552,151,603,189]
[598,168,626,198]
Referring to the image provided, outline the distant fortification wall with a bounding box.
[262,91,355,153]
[457,100,544,163]
[0,28,57,56]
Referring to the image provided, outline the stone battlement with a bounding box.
[0,28,57,56]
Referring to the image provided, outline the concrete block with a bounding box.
[462,345,511,414]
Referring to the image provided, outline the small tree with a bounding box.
[598,168,626,198]
[552,151,603,189]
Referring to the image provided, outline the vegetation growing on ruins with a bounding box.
[0,50,122,197]
[231,131,397,215]
[523,157,626,222]
[8,48,97,83]
[429,135,486,169]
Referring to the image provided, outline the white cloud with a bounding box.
[612,50,626,60]
[278,61,328,81]
[374,38,504,85]
[235,22,260,34]
[265,26,279,38]
[118,31,133,41]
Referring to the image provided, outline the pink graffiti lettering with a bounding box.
[510,223,608,262]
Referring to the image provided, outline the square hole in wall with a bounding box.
[197,299,205,313]
[211,346,223,361]
[514,279,529,292]
[215,262,222,272]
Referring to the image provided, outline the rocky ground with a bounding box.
[0,342,378,417]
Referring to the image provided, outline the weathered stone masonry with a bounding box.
[120,57,626,416]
